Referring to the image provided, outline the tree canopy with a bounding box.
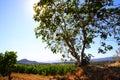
[33,0,120,66]
[0,51,17,80]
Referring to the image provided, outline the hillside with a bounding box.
[53,62,120,80]
[54,65,120,80]
[17,59,45,64]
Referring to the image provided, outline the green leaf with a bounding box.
[33,0,120,66]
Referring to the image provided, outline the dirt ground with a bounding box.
[0,73,53,80]
[1,62,120,80]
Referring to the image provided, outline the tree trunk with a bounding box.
[81,26,86,66]
[81,43,85,66]
[76,57,80,67]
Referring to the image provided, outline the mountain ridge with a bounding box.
[17,57,116,64]
[17,59,46,64]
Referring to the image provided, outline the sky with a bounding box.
[0,0,119,62]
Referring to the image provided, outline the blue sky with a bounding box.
[0,0,119,62]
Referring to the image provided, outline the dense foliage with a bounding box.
[14,64,76,76]
[33,0,120,66]
[0,51,17,80]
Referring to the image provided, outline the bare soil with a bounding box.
[0,73,53,80]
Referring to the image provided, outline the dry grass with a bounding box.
[107,61,120,67]
[1,62,120,80]
[0,73,53,80]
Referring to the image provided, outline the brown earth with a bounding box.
[1,62,120,80]
[0,73,53,80]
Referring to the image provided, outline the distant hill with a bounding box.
[17,59,45,64]
[17,57,116,64]
[17,59,63,64]
[91,57,115,62]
